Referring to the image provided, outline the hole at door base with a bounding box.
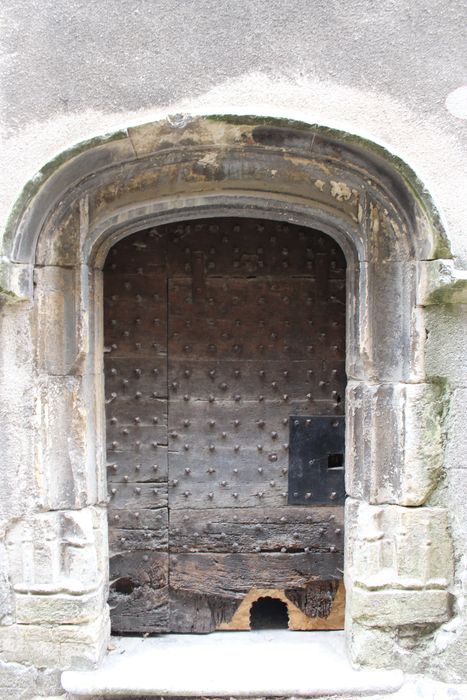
[250,597,290,630]
[112,577,138,595]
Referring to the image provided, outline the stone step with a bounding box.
[61,630,404,698]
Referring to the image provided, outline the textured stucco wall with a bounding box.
[0,1,467,697]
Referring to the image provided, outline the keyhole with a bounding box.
[328,453,344,470]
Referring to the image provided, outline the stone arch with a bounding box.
[0,116,458,671]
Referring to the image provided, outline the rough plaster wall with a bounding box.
[0,0,467,695]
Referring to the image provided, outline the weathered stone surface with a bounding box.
[346,382,447,505]
[417,259,467,307]
[445,389,467,471]
[35,375,105,509]
[0,261,33,299]
[0,302,37,521]
[0,610,109,669]
[34,266,80,376]
[345,499,454,591]
[349,620,397,668]
[350,588,451,627]
[0,659,62,700]
[0,541,14,625]
[425,304,467,387]
[6,508,106,596]
[15,588,105,625]
[349,261,425,383]
[417,259,467,308]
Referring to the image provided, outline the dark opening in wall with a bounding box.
[250,597,289,630]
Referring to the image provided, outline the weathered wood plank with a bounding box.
[107,425,168,449]
[169,589,239,634]
[169,484,289,509]
[104,229,167,275]
[285,581,341,619]
[169,552,342,596]
[107,458,168,484]
[108,507,168,531]
[104,361,168,403]
[109,550,169,634]
[168,278,345,362]
[169,506,344,553]
[106,423,167,448]
[167,360,345,404]
[164,218,346,279]
[167,399,338,449]
[109,586,169,634]
[108,481,168,510]
[164,218,346,280]
[108,508,168,553]
[107,444,168,482]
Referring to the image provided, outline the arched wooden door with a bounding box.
[104,217,346,634]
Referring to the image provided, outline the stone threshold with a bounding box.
[61,630,403,697]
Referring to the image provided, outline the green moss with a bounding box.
[0,286,23,306]
[427,278,467,305]
[207,114,452,259]
[3,129,128,256]
[3,114,452,262]
[207,114,323,131]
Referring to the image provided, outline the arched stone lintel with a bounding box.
[1,116,453,270]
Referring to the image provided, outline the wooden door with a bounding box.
[104,218,346,634]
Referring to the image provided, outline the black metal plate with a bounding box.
[288,416,345,505]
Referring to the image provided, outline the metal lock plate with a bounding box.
[288,416,345,505]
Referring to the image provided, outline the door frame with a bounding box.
[2,116,454,671]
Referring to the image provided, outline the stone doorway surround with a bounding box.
[0,115,465,684]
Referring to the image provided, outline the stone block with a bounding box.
[348,261,424,383]
[36,374,103,509]
[348,619,396,668]
[350,587,452,627]
[15,588,105,625]
[0,659,62,700]
[0,301,37,520]
[445,389,467,471]
[446,468,467,569]
[34,266,80,376]
[0,542,14,624]
[417,259,467,306]
[346,381,446,505]
[425,304,467,387]
[6,508,105,596]
[0,260,33,299]
[345,499,454,591]
[0,610,110,669]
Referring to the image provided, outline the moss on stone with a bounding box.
[0,286,24,307]
[3,114,452,264]
[207,114,452,259]
[3,129,128,256]
[427,279,467,305]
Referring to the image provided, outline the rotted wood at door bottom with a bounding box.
[168,504,344,632]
